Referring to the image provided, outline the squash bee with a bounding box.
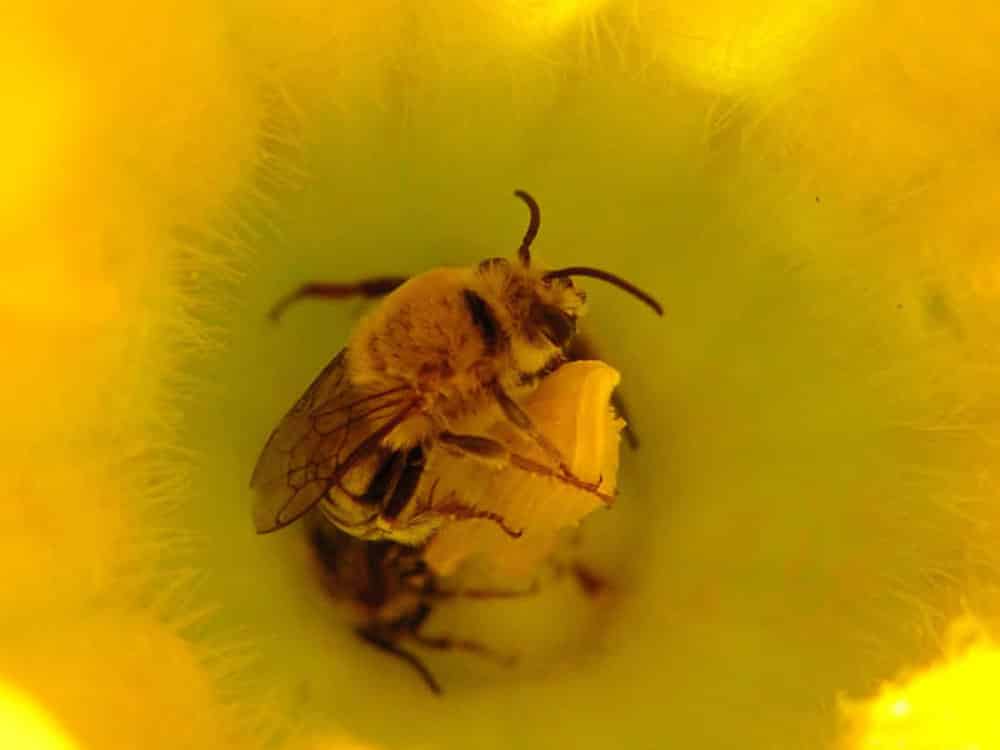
[251,191,661,545]
[307,517,520,694]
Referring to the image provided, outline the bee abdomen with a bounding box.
[382,446,425,520]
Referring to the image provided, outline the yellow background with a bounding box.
[3,1,1000,748]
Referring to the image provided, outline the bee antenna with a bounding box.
[543,266,664,316]
[513,190,540,267]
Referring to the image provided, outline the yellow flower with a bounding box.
[424,360,624,579]
[4,1,1000,748]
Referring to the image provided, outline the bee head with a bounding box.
[506,190,664,335]
[526,273,585,349]
[474,192,661,377]
[475,253,586,353]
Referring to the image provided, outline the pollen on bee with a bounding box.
[422,360,624,578]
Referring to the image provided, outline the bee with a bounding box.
[251,190,662,545]
[307,517,520,694]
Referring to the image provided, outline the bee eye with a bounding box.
[477,257,510,274]
[529,301,576,348]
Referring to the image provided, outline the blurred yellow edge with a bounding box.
[0,680,78,750]
[838,621,1000,750]
[423,360,623,579]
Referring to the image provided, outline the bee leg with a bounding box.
[398,603,516,666]
[490,383,603,491]
[268,276,409,321]
[490,383,561,462]
[369,442,523,537]
[437,431,509,464]
[436,428,612,510]
[550,560,610,598]
[570,563,609,597]
[380,445,426,520]
[506,451,615,504]
[433,501,524,539]
[358,615,442,695]
[427,580,540,600]
[567,333,639,449]
[437,430,613,504]
[409,632,518,667]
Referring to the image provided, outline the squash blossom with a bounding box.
[3,2,1000,749]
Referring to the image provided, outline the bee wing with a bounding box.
[250,350,415,533]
